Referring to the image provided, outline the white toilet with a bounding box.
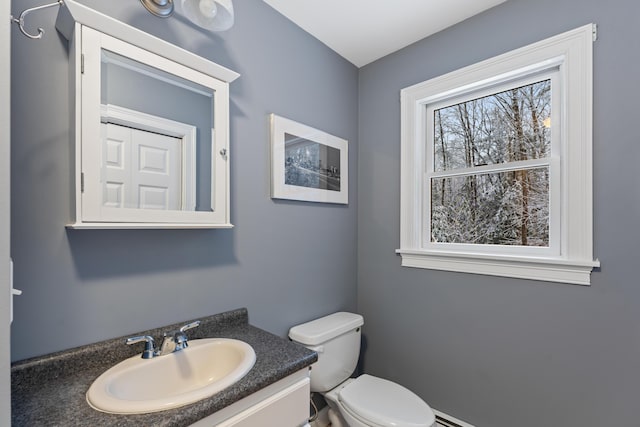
[289,312,436,427]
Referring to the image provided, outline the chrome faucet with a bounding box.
[126,320,201,359]
[159,321,201,354]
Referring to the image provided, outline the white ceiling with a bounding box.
[263,0,508,67]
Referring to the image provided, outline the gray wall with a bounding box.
[10,0,358,361]
[13,0,640,424]
[358,0,640,426]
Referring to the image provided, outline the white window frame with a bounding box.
[425,70,560,257]
[397,24,599,285]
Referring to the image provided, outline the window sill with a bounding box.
[66,222,234,229]
[396,249,600,285]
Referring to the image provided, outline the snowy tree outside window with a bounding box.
[429,80,551,247]
[398,24,599,285]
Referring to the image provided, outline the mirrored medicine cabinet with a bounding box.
[56,0,239,228]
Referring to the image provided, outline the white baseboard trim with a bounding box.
[433,408,476,427]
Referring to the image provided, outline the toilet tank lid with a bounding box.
[289,312,364,345]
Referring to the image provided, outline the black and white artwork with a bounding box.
[284,133,341,192]
[270,115,348,204]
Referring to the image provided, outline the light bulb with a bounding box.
[198,0,217,19]
[180,0,234,31]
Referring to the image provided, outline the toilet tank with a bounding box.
[289,312,364,393]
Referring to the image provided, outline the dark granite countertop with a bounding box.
[11,308,317,427]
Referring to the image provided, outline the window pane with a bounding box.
[433,80,551,172]
[431,168,549,246]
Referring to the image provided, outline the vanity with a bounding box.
[11,308,317,426]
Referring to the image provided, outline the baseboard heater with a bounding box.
[436,415,465,427]
[311,406,474,427]
[434,409,475,427]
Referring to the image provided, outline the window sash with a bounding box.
[428,158,551,179]
[423,166,560,256]
[422,70,561,256]
[425,70,560,174]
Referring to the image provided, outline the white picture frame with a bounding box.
[270,114,348,204]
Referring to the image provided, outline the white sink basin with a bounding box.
[87,338,256,414]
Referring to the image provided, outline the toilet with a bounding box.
[289,312,436,427]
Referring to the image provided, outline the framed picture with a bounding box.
[270,114,348,204]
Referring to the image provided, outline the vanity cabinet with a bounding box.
[190,369,311,427]
[56,0,239,229]
[11,308,318,427]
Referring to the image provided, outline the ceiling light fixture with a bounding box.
[181,0,234,31]
[11,0,234,41]
[140,0,234,31]
[140,0,175,18]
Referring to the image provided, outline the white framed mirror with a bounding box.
[57,0,239,228]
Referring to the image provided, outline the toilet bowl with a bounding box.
[289,312,436,427]
[324,375,436,427]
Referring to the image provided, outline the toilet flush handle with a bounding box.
[307,345,324,353]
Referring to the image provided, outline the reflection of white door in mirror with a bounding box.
[57,1,239,228]
[101,123,182,211]
[99,104,197,212]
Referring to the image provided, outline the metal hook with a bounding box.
[10,0,63,40]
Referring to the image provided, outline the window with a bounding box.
[398,24,599,285]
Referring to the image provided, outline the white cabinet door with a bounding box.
[216,377,309,427]
[73,24,236,228]
[189,369,310,427]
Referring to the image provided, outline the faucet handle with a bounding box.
[179,320,201,333]
[125,335,157,359]
[174,320,201,351]
[158,320,201,354]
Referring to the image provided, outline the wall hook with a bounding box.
[10,0,63,40]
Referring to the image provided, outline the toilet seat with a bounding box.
[338,374,436,427]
